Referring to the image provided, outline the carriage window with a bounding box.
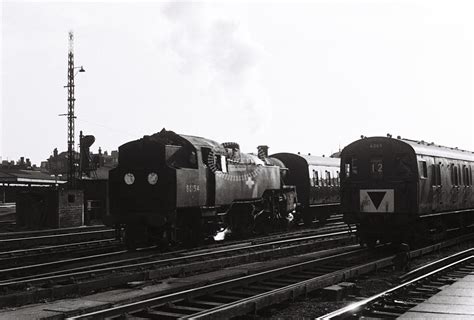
[451,164,455,185]
[469,166,472,186]
[370,158,383,179]
[431,164,436,186]
[469,167,472,186]
[463,165,472,186]
[437,164,442,185]
[312,170,319,187]
[431,164,441,186]
[419,161,428,179]
[462,165,469,186]
[452,165,459,186]
[345,163,351,177]
[456,166,460,186]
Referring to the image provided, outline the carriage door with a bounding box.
[451,164,460,206]
[431,163,441,211]
[201,147,215,206]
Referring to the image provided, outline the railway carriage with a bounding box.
[271,153,340,225]
[340,135,474,246]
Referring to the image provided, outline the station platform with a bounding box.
[399,274,474,319]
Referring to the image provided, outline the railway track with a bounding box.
[0,217,345,273]
[0,215,345,276]
[0,238,123,269]
[322,248,474,319]
[0,225,116,250]
[0,227,355,307]
[65,233,474,320]
[0,220,16,232]
[0,224,111,239]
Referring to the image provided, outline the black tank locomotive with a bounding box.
[108,129,298,247]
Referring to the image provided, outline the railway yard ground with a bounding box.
[0,217,473,319]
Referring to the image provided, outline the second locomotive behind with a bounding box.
[108,129,340,247]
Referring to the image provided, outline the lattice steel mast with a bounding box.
[67,31,76,188]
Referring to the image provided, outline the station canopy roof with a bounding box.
[0,169,67,186]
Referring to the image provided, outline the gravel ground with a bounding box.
[248,239,474,319]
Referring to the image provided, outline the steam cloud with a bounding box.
[161,2,271,135]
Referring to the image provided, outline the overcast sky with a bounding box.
[1,0,473,165]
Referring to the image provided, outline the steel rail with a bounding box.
[0,225,112,239]
[0,238,119,258]
[0,229,115,243]
[320,251,474,319]
[0,247,128,279]
[399,247,474,282]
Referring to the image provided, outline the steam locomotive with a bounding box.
[340,135,474,247]
[108,129,340,247]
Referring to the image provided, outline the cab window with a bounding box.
[200,147,227,172]
[344,157,358,178]
[166,145,198,169]
[345,163,351,177]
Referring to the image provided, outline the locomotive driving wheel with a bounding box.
[124,223,149,249]
[227,203,256,238]
[178,208,203,248]
[254,210,272,235]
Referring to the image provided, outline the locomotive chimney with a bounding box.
[257,145,269,160]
